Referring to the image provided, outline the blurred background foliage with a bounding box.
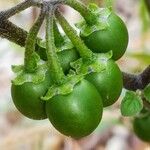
[0,0,150,150]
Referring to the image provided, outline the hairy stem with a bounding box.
[55,10,93,60]
[53,19,64,47]
[0,0,149,91]
[65,0,97,25]
[0,20,27,46]
[123,65,150,91]
[0,0,42,20]
[24,7,46,72]
[0,0,64,46]
[46,7,65,84]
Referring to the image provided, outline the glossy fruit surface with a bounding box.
[46,79,103,139]
[86,59,123,107]
[133,115,150,142]
[81,13,128,60]
[11,71,52,120]
[35,46,79,73]
[57,48,79,73]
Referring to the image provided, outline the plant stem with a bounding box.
[65,0,97,25]
[0,0,41,20]
[46,7,65,84]
[123,65,150,91]
[55,10,93,60]
[24,7,45,73]
[0,20,28,47]
[53,19,64,47]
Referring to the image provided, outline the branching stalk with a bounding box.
[0,0,149,91]
[123,65,150,91]
[65,0,97,25]
[55,10,93,60]
[0,0,42,20]
[0,20,28,47]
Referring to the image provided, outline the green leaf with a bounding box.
[41,74,84,100]
[144,84,150,102]
[121,91,143,116]
[75,7,111,37]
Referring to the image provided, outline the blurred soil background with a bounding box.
[0,0,150,150]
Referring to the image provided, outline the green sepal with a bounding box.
[12,52,40,74]
[11,63,49,85]
[36,38,45,49]
[71,51,112,75]
[12,65,24,73]
[88,3,99,12]
[143,84,150,102]
[36,36,74,53]
[41,74,84,100]
[75,5,112,37]
[57,36,74,52]
[121,91,143,117]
